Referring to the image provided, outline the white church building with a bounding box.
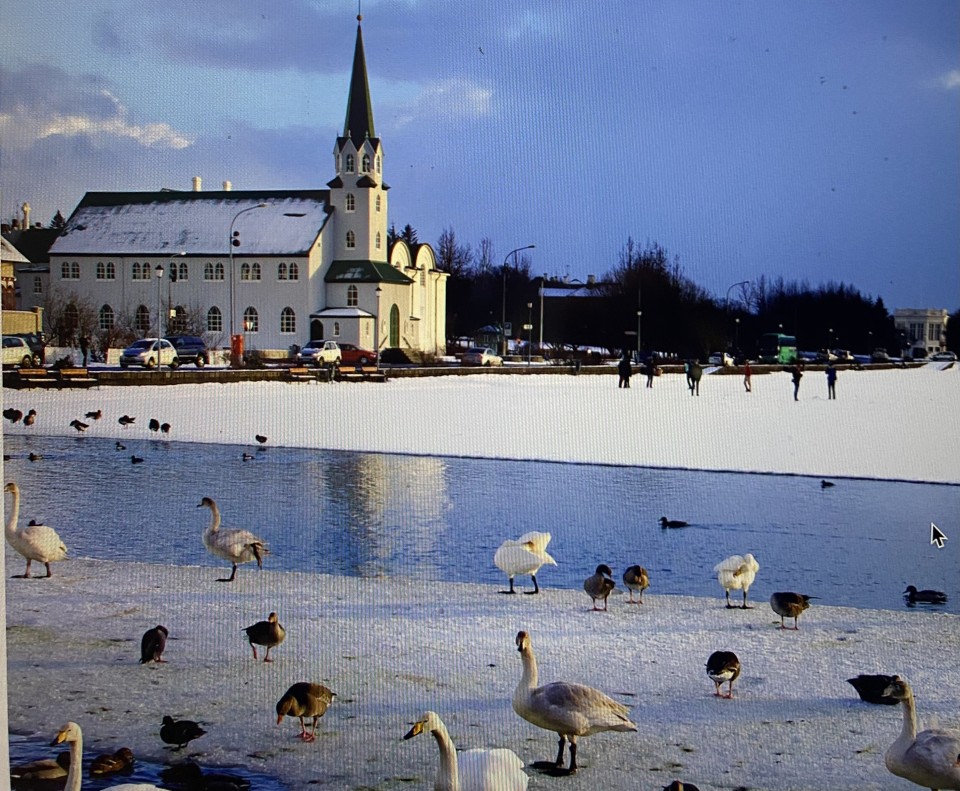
[45,16,447,359]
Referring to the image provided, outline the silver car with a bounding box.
[460,347,503,366]
[119,338,180,369]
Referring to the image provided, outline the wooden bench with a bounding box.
[338,366,387,383]
[57,368,98,388]
[13,368,57,388]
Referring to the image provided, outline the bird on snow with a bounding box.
[255,434,268,446]
[197,496,268,582]
[139,625,168,664]
[243,612,285,662]
[160,716,206,750]
[820,479,835,488]
[584,564,616,611]
[903,585,948,605]
[3,408,22,423]
[714,553,760,609]
[494,531,557,594]
[118,415,136,427]
[4,481,68,578]
[705,650,741,698]
[23,409,37,426]
[276,682,335,742]
[770,592,817,629]
[660,516,689,528]
[69,419,89,433]
[160,422,171,434]
[847,674,901,706]
[622,565,649,604]
[148,418,160,432]
[84,409,102,420]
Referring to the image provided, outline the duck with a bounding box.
[770,592,817,630]
[197,496,268,582]
[115,441,126,451]
[403,710,528,791]
[241,452,255,462]
[160,716,206,750]
[662,783,702,791]
[243,612,285,662]
[622,565,649,604]
[512,630,636,774]
[89,747,135,776]
[28,452,43,462]
[3,408,22,423]
[160,422,171,434]
[4,481,68,578]
[275,682,335,742]
[904,586,948,605]
[583,564,615,611]
[69,419,89,432]
[255,434,268,446]
[84,410,102,420]
[118,415,136,427]
[139,625,168,664]
[494,531,557,594]
[10,750,71,781]
[659,516,689,528]
[130,456,144,465]
[148,418,160,432]
[847,674,901,706]
[51,721,165,789]
[714,553,759,609]
[705,651,741,699]
[882,676,960,790]
[23,409,37,427]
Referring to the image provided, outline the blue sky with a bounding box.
[1,0,957,309]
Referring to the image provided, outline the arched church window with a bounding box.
[346,230,356,249]
[345,154,355,173]
[361,154,371,173]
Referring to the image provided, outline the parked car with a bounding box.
[166,335,209,367]
[119,338,179,369]
[9,332,46,364]
[831,349,854,362]
[461,347,503,367]
[297,340,342,367]
[930,350,957,361]
[707,351,734,367]
[870,348,890,363]
[338,343,376,366]
[1,336,40,368]
[815,349,838,362]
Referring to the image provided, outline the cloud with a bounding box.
[392,78,493,128]
[938,69,960,90]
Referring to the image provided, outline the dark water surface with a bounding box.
[4,434,958,614]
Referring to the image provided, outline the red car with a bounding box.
[338,343,377,366]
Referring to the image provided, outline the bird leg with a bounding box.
[627,590,635,604]
[713,682,723,697]
[263,647,274,663]
[251,644,259,660]
[251,545,264,569]
[217,564,238,583]
[525,574,540,595]
[725,590,734,609]
[568,738,579,773]
[741,590,752,609]
[44,562,53,578]
[13,558,32,578]
[725,681,735,699]
[554,734,567,768]
[500,577,517,595]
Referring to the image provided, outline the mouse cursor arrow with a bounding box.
[930,523,947,549]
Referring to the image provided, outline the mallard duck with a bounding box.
[705,651,741,698]
[197,496,268,582]
[51,721,165,789]
[512,630,636,773]
[903,586,948,605]
[139,625,168,664]
[118,415,136,427]
[3,408,22,423]
[847,674,900,706]
[403,710,528,790]
[276,682,335,742]
[714,553,759,609]
[244,612,285,662]
[69,419,89,432]
[4,481,68,578]
[584,564,615,611]
[148,418,160,432]
[23,409,37,426]
[883,676,960,790]
[622,565,649,604]
[159,716,206,750]
[659,517,689,528]
[89,747,135,776]
[494,531,557,594]
[770,592,817,629]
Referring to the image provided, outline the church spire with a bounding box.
[343,14,375,149]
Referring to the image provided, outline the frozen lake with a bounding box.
[4,434,958,614]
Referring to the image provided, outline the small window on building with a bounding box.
[375,232,381,250]
[62,261,77,280]
[376,155,381,174]
[135,305,150,334]
[215,262,224,280]
[33,276,42,295]
[207,306,222,332]
[178,262,188,281]
[71,262,80,279]
[288,262,299,281]
[243,307,259,333]
[278,263,287,281]
[346,230,356,249]
[204,262,214,280]
[345,154,355,173]
[375,194,381,213]
[347,284,358,307]
[99,305,115,330]
[251,263,261,281]
[132,262,142,280]
[333,321,340,337]
[96,262,106,279]
[240,263,250,281]
[170,306,187,334]
[107,262,116,279]
[345,194,355,212]
[280,307,296,334]
[361,153,371,173]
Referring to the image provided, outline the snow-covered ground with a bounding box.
[3,364,959,790]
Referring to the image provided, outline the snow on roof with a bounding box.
[2,236,30,263]
[49,191,331,257]
[310,307,373,318]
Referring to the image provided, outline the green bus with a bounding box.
[759,332,798,364]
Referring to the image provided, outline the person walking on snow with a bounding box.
[617,352,632,388]
[826,362,837,400]
[743,360,752,392]
[791,363,803,401]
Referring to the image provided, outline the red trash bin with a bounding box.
[230,334,244,367]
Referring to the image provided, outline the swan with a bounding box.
[10,750,70,781]
[622,565,649,604]
[714,553,759,609]
[847,674,900,706]
[139,625,168,664]
[51,721,165,790]
[583,564,615,611]
[882,676,960,790]
[403,710,529,791]
[494,531,556,594]
[4,481,68,578]
[197,496,268,582]
[276,682,336,741]
[243,612,285,661]
[769,592,816,629]
[512,630,636,773]
[705,651,740,698]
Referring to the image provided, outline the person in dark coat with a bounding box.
[689,361,702,395]
[743,360,752,392]
[791,364,803,401]
[79,336,89,367]
[617,352,632,388]
[826,363,837,400]
[646,354,658,388]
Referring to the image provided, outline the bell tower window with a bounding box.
[346,230,356,249]
[345,154,355,173]
[345,194,355,212]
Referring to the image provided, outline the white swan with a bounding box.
[883,677,960,790]
[512,630,636,773]
[714,553,759,609]
[197,496,268,582]
[51,721,165,790]
[403,710,528,791]
[4,481,67,578]
[494,531,556,594]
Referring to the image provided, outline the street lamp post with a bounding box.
[539,274,546,353]
[501,244,536,356]
[375,286,383,373]
[735,317,740,352]
[154,264,164,374]
[526,302,533,364]
[637,310,642,358]
[229,203,268,367]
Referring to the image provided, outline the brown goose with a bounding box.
[139,625,168,664]
[276,682,335,742]
[705,650,741,698]
[622,565,649,604]
[584,564,615,611]
[769,592,817,629]
[244,612,285,661]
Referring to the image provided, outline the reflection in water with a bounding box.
[2,435,957,613]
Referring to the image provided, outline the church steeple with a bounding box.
[343,16,375,148]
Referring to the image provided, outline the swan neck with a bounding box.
[207,502,221,533]
[517,646,539,693]
[898,692,918,744]
[65,732,82,791]
[430,722,459,791]
[5,485,19,538]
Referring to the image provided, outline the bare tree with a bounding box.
[475,237,496,275]
[41,284,98,346]
[436,227,473,276]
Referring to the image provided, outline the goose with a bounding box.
[69,419,89,432]
[84,409,102,420]
[705,651,740,698]
[90,747,135,776]
[403,710,528,791]
[3,408,22,423]
[904,586,948,605]
[512,630,637,773]
[770,592,817,629]
[276,682,335,742]
[494,531,557,594]
[139,625,168,664]
[10,750,71,781]
[882,676,960,790]
[714,553,759,609]
[4,481,68,578]
[244,612,285,661]
[583,564,615,611]
[148,418,160,432]
[23,409,37,427]
[159,716,206,750]
[622,565,649,604]
[118,415,135,427]
[197,496,268,582]
[847,674,900,706]
[51,721,164,789]
[659,516,689,528]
